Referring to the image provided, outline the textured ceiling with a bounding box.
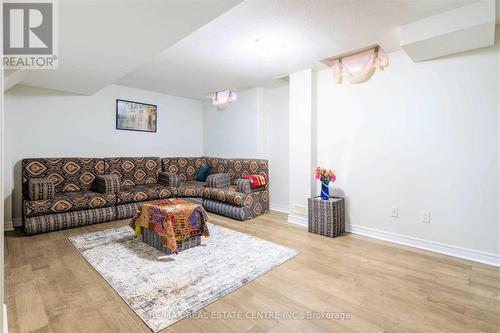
[117,0,475,100]
[11,0,482,98]
[20,0,241,95]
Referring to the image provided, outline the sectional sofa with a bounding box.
[21,157,269,235]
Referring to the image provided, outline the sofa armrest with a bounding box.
[206,173,231,188]
[158,172,180,187]
[94,174,120,194]
[28,178,55,200]
[235,178,252,194]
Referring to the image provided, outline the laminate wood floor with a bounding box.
[5,211,500,332]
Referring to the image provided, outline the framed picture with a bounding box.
[116,99,157,132]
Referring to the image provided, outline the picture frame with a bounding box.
[116,99,157,133]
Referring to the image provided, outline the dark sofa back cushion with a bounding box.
[162,157,207,181]
[22,158,105,195]
[203,157,228,175]
[226,159,269,184]
[104,157,161,187]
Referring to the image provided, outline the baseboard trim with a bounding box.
[346,224,500,267]
[3,304,7,333]
[4,221,13,232]
[287,213,307,227]
[13,218,22,227]
[5,218,21,231]
[269,203,289,214]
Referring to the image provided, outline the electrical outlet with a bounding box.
[421,210,430,223]
[391,207,398,218]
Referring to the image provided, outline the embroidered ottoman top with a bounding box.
[130,198,209,253]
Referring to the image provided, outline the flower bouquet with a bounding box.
[314,167,336,200]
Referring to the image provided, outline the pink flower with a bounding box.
[314,166,336,182]
[314,167,321,179]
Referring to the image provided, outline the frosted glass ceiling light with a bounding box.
[212,90,237,111]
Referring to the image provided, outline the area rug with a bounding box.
[69,223,299,332]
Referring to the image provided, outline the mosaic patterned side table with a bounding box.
[308,196,345,238]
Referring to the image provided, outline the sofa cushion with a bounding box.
[158,172,180,187]
[24,190,116,218]
[242,174,267,189]
[24,206,116,235]
[203,157,228,174]
[177,181,206,197]
[104,157,161,187]
[206,173,231,188]
[203,185,269,211]
[201,186,251,207]
[94,174,121,194]
[202,189,269,220]
[161,157,207,181]
[117,184,177,204]
[28,178,56,200]
[234,178,252,194]
[22,158,105,194]
[195,165,211,182]
[226,159,269,184]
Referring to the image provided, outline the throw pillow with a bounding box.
[195,165,211,182]
[242,175,267,189]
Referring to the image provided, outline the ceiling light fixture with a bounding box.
[212,90,237,111]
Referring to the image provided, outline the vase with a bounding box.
[320,180,330,200]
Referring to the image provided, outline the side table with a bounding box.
[308,196,345,237]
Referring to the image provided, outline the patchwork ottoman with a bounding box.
[141,228,201,255]
[130,198,210,254]
[308,196,345,238]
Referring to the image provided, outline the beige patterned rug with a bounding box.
[69,223,299,332]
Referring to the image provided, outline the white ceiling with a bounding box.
[11,0,488,99]
[400,0,496,62]
[20,0,241,95]
[117,0,475,100]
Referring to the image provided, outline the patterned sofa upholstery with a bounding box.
[162,157,209,181]
[22,158,117,235]
[201,158,269,220]
[21,156,269,234]
[103,157,177,219]
[160,157,227,198]
[161,157,211,198]
[159,157,269,221]
[226,158,269,184]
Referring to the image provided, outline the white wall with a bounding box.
[5,44,497,258]
[288,70,317,220]
[202,85,290,208]
[203,87,265,158]
[4,84,203,223]
[263,86,289,208]
[316,45,499,254]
